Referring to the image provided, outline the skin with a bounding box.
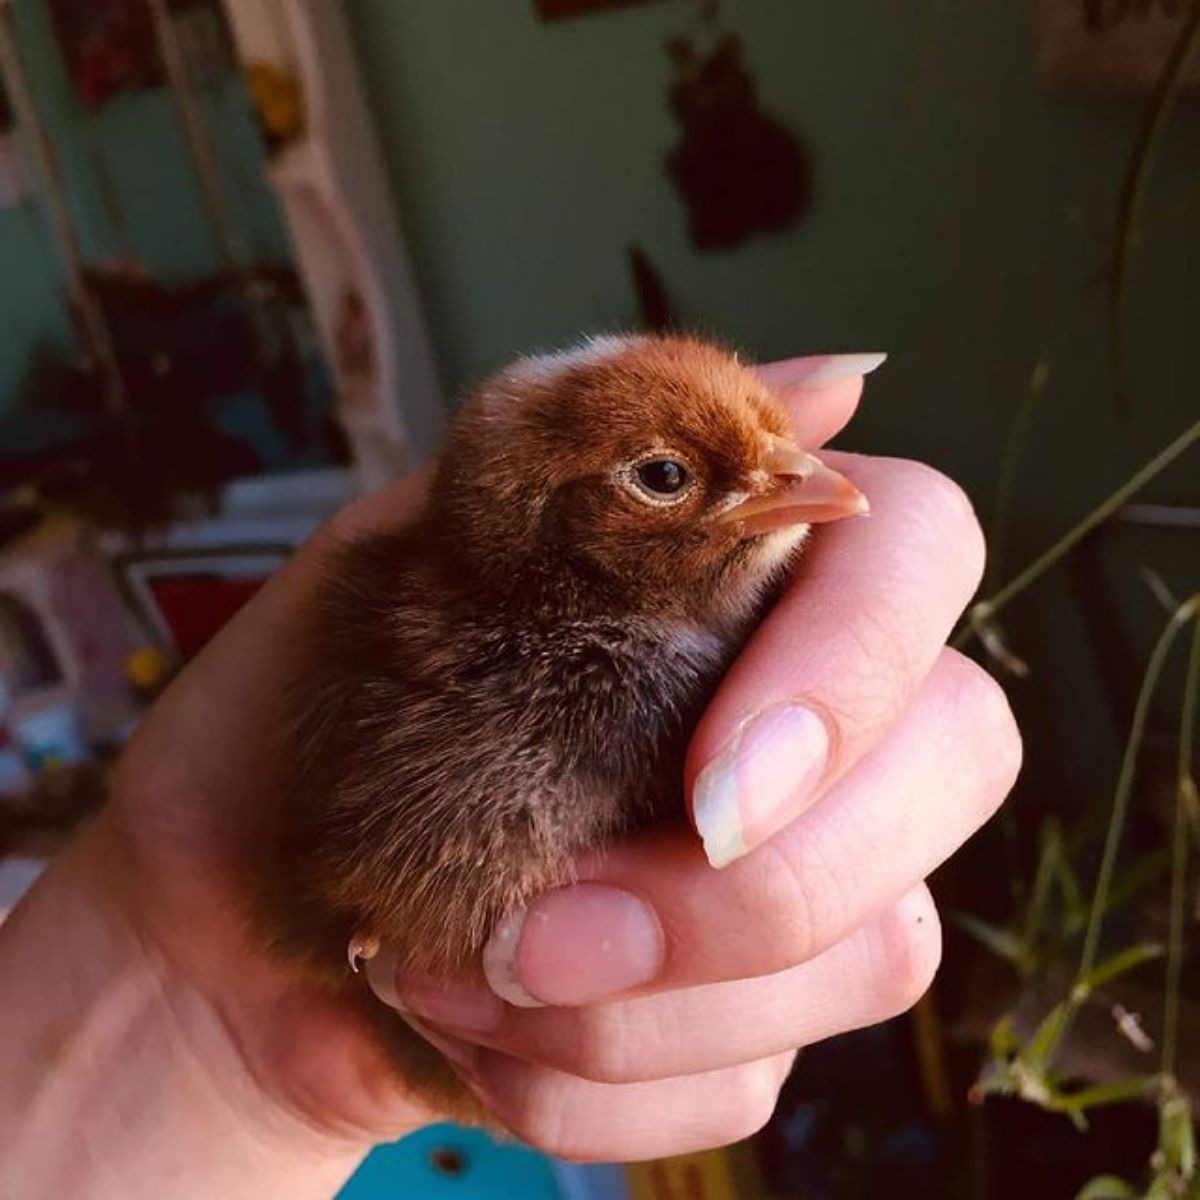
[0,358,1021,1196]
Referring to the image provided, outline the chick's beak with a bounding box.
[717,439,869,535]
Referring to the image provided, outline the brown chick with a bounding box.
[267,333,867,1116]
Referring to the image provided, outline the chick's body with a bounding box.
[271,335,865,1110]
[284,522,723,975]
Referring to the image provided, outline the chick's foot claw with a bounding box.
[348,931,381,974]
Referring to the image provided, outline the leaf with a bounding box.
[950,910,1028,967]
[1060,1076,1158,1113]
[1029,1002,1071,1065]
[971,1061,1016,1102]
[1077,942,1165,996]
[1025,819,1066,944]
[989,1015,1020,1062]
[1182,774,1200,851]
[1059,849,1167,938]
[1057,852,1088,935]
[1104,851,1172,925]
[1160,1091,1196,1179]
[1075,1175,1139,1200]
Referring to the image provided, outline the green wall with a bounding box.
[0,198,70,408]
[345,0,1199,802]
[0,0,290,410]
[343,0,1197,496]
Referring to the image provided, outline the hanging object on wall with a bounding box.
[534,0,667,21]
[1033,0,1200,91]
[49,0,159,108]
[664,2,811,251]
[243,60,305,152]
[48,0,231,110]
[626,242,677,332]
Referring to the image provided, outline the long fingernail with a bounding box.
[778,352,888,388]
[365,955,505,1033]
[397,974,505,1034]
[403,1013,481,1076]
[483,884,665,1007]
[693,703,830,869]
[364,950,405,1009]
[482,911,547,1008]
[363,954,483,1074]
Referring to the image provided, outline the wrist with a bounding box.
[0,820,370,1200]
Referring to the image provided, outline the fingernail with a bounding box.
[364,950,405,1009]
[693,703,830,869]
[363,954,484,1075]
[482,911,547,1008]
[403,1013,481,1076]
[778,352,888,388]
[483,884,665,1007]
[396,974,505,1034]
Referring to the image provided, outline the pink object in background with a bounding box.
[0,521,145,752]
[43,534,145,743]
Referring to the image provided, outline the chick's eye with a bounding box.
[635,458,691,498]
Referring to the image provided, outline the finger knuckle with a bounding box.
[898,460,986,592]
[723,1061,787,1142]
[567,1009,639,1084]
[734,838,822,969]
[501,1077,573,1158]
[827,602,924,734]
[948,652,1024,802]
[867,893,944,1020]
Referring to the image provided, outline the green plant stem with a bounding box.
[987,171,1200,589]
[987,358,1052,591]
[1036,594,1200,1067]
[1162,619,1200,1078]
[986,263,1111,588]
[1108,0,1200,413]
[956,418,1200,652]
[988,22,1200,585]
[1079,595,1199,980]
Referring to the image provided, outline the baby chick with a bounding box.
[268,333,866,1112]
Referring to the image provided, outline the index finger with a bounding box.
[686,451,984,867]
[755,352,884,448]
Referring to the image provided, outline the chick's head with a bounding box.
[435,334,866,625]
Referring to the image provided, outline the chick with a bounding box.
[269,333,866,1112]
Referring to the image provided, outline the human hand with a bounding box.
[351,357,1023,1160]
[0,353,1018,1193]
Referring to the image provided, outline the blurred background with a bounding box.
[1,1,1198,1196]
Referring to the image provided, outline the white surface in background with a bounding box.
[0,856,45,924]
[220,467,358,519]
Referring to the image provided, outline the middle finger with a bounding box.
[401,884,939,1085]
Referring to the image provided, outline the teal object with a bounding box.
[339,1124,564,1200]
[1,0,292,413]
